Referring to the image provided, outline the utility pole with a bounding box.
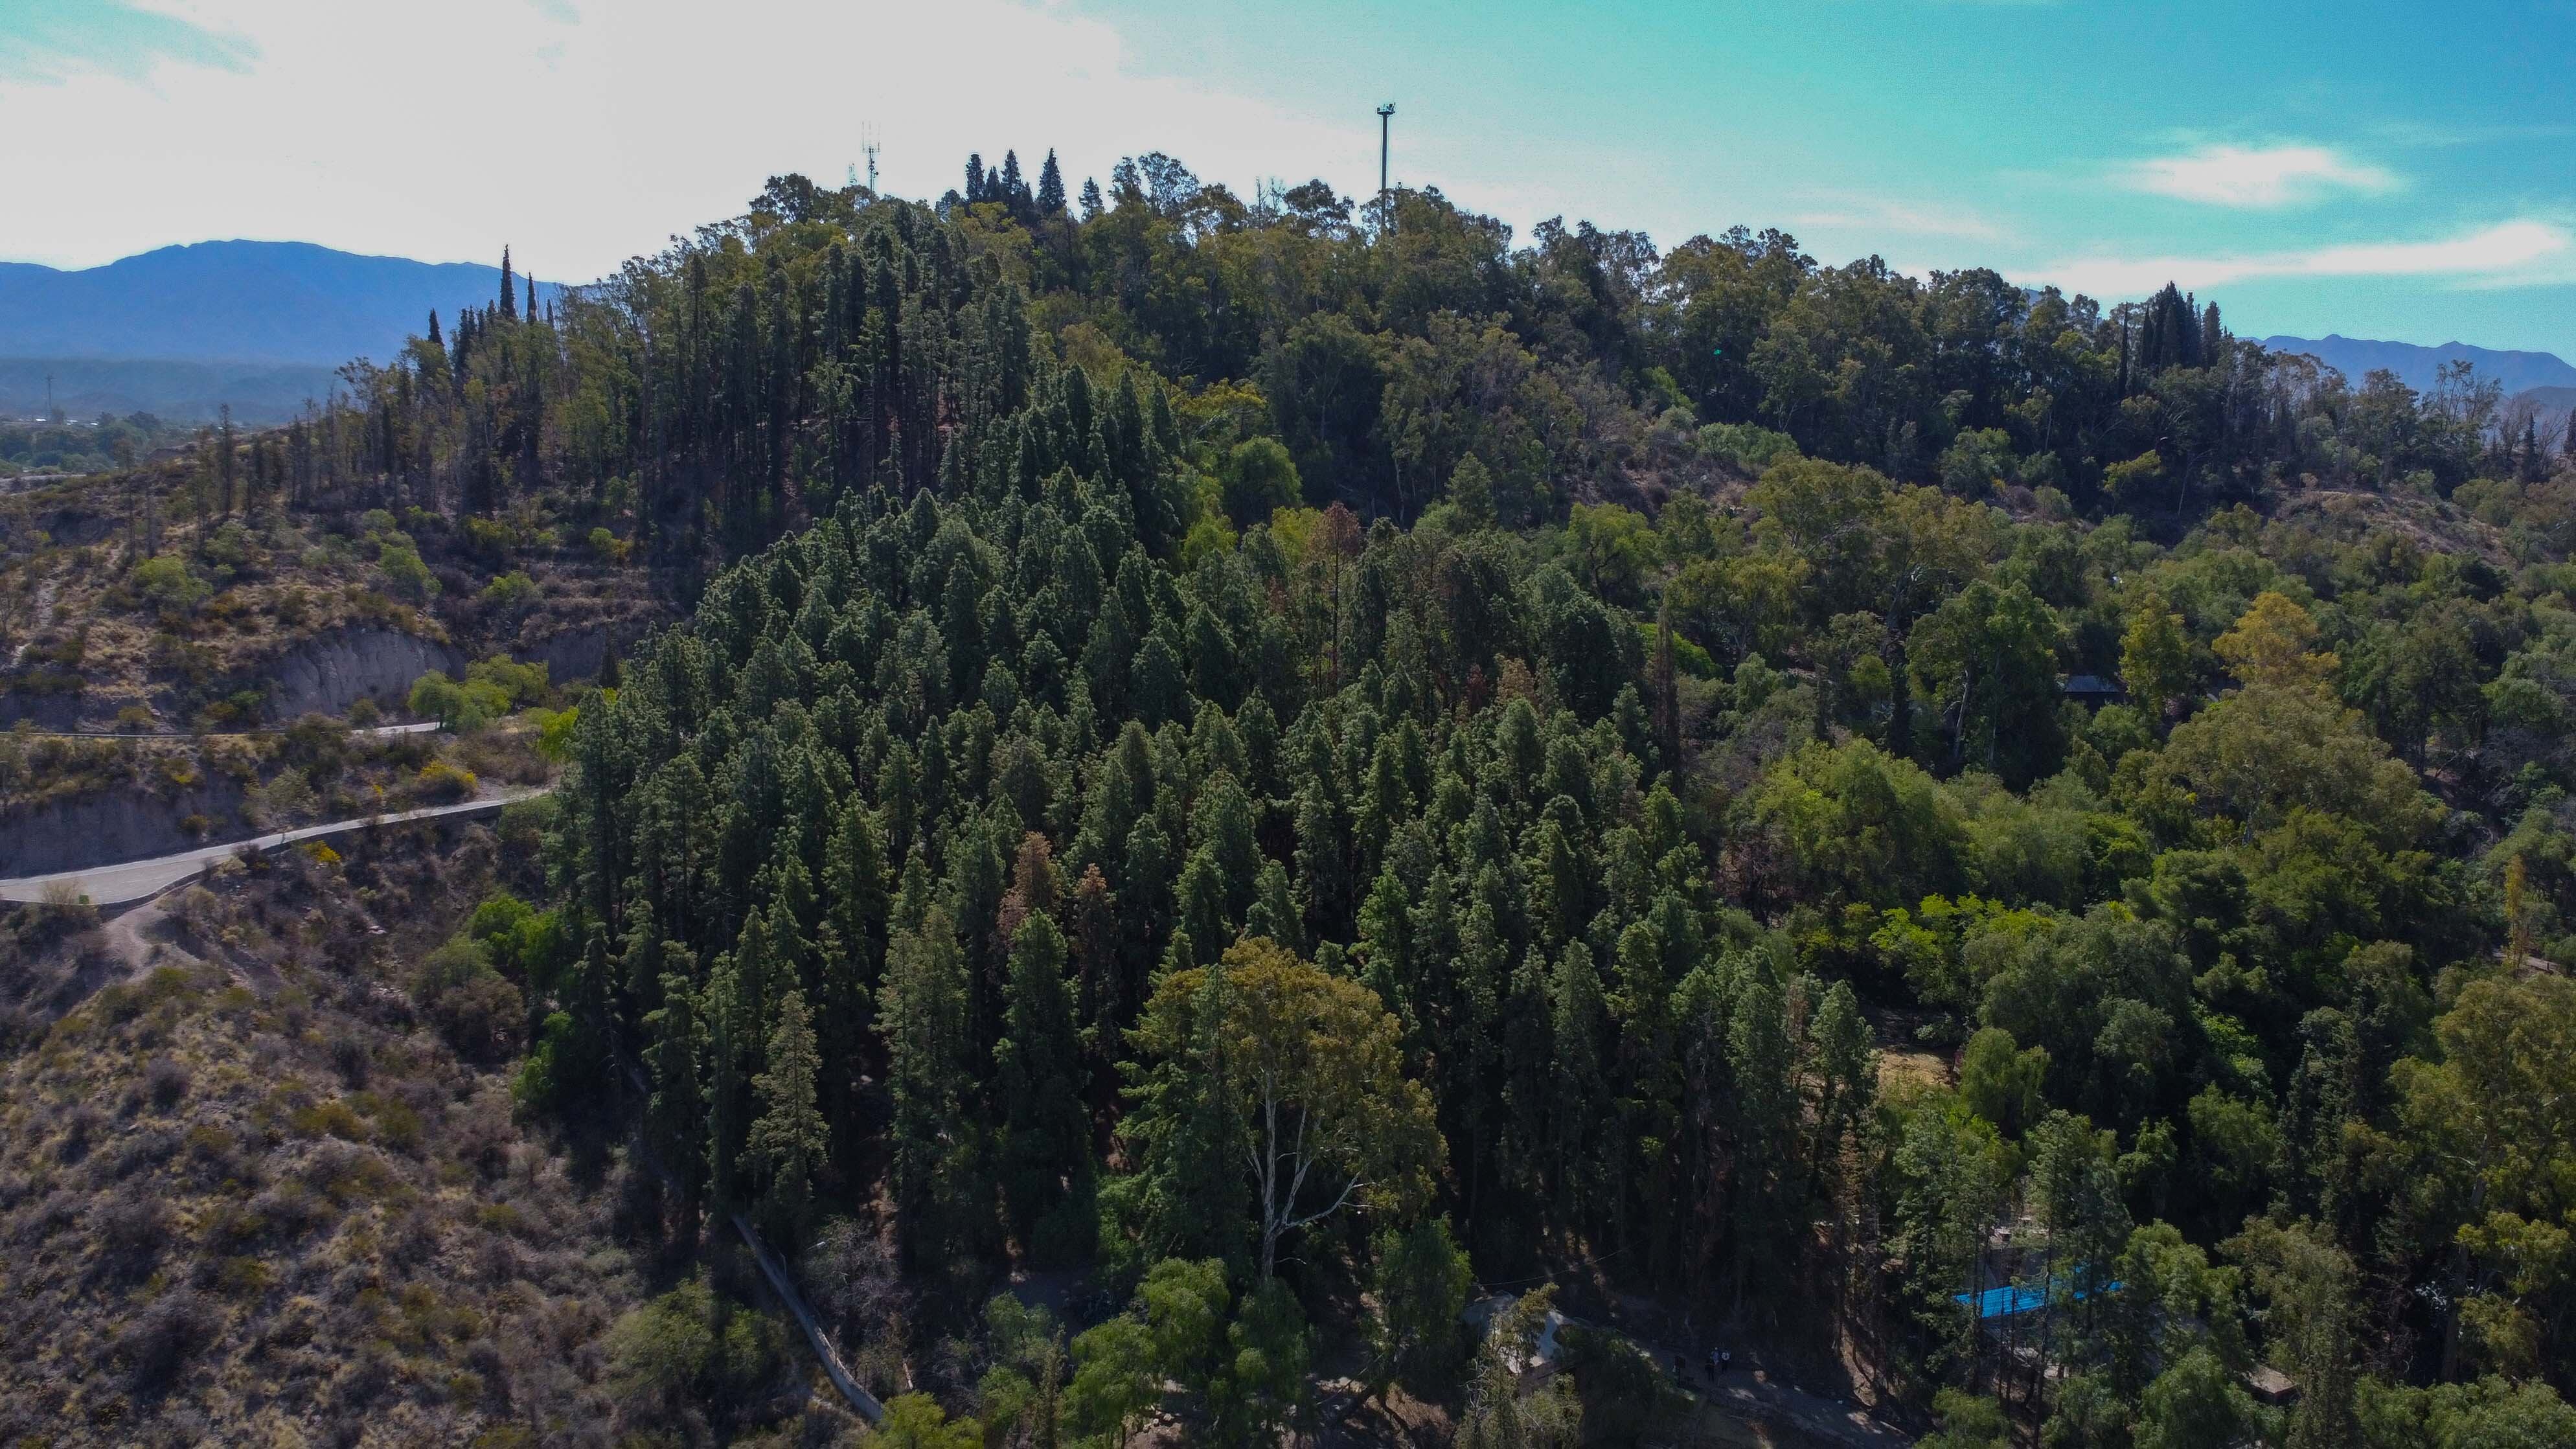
[1376,102,1396,223]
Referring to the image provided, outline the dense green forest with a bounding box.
[150,152,2576,1444]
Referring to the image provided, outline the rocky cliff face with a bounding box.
[255,628,461,723]
[0,773,245,876]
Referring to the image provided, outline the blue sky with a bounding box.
[5,0,2573,354]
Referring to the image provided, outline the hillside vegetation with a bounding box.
[10,153,2576,1446]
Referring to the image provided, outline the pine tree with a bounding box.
[994,912,1091,1244]
[746,989,830,1237]
[500,245,518,320]
[881,910,988,1264]
[1037,150,1067,215]
[966,153,988,203]
[427,309,442,347]
[1080,177,1104,220]
[646,963,707,1217]
[525,274,538,324]
[999,150,1026,213]
[704,948,755,1207]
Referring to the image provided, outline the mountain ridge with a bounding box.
[2262,332,2576,396]
[0,239,567,421]
[0,239,564,369]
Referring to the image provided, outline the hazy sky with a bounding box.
[6,0,2575,353]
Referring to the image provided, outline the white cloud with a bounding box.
[2030,219,2573,299]
[0,0,1384,279]
[1788,194,2004,242]
[2125,143,2399,209]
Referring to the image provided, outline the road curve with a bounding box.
[0,788,548,906]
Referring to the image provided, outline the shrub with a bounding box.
[534,705,579,764]
[131,554,211,617]
[1695,421,1799,473]
[479,570,540,611]
[415,759,479,803]
[247,767,319,827]
[328,1034,372,1088]
[367,1096,426,1154]
[119,1289,219,1396]
[146,1056,192,1110]
[512,1011,575,1112]
[466,654,551,709]
[214,1256,275,1297]
[607,1279,718,1417]
[424,966,524,1065]
[378,540,439,602]
[95,1192,175,1281]
[462,515,516,562]
[409,672,499,732]
[288,1098,369,1142]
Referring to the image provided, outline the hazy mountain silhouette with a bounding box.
[0,240,564,420]
[2263,334,2576,396]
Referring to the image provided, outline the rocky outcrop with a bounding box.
[0,688,87,730]
[255,628,461,722]
[0,774,247,876]
[518,624,626,685]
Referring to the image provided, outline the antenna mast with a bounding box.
[1376,102,1395,205]
[862,124,882,194]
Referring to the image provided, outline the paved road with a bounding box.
[0,788,545,906]
[6,720,442,742]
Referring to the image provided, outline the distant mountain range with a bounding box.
[2262,334,2576,396]
[0,240,565,422]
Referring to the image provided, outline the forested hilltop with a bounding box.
[17,151,2576,1446]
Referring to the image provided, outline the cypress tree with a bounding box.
[500,245,518,320]
[427,309,442,347]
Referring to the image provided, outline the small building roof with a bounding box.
[2247,1366,2301,1404]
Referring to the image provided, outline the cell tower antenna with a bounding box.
[1376,102,1395,200]
[862,124,882,194]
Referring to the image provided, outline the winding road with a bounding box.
[0,788,545,905]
